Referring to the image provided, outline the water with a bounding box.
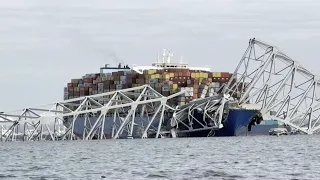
[0,135,319,180]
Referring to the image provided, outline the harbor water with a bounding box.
[0,135,319,180]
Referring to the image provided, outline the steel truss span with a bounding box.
[224,38,320,134]
[0,85,186,142]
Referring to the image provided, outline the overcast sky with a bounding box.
[0,0,320,111]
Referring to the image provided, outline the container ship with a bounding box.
[63,50,281,138]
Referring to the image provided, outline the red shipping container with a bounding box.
[193,88,198,94]
[67,83,73,88]
[221,72,230,78]
[84,78,93,83]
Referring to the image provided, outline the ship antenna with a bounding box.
[180,55,183,64]
[162,49,166,63]
[167,50,173,63]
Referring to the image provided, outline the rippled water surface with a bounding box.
[0,135,320,180]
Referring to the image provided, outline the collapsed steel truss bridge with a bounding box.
[1,38,320,142]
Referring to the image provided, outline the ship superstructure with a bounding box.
[131,49,210,74]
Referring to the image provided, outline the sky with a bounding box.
[1,0,320,111]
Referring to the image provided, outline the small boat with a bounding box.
[269,128,288,136]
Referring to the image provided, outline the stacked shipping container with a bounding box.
[64,69,233,106]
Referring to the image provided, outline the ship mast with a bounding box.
[162,49,173,64]
[180,55,184,64]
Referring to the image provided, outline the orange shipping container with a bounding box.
[221,72,230,78]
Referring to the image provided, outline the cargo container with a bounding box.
[64,60,232,104]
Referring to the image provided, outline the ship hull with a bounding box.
[176,108,281,137]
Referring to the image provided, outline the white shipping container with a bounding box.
[185,91,193,97]
[209,88,214,96]
[212,82,220,88]
[180,87,193,96]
